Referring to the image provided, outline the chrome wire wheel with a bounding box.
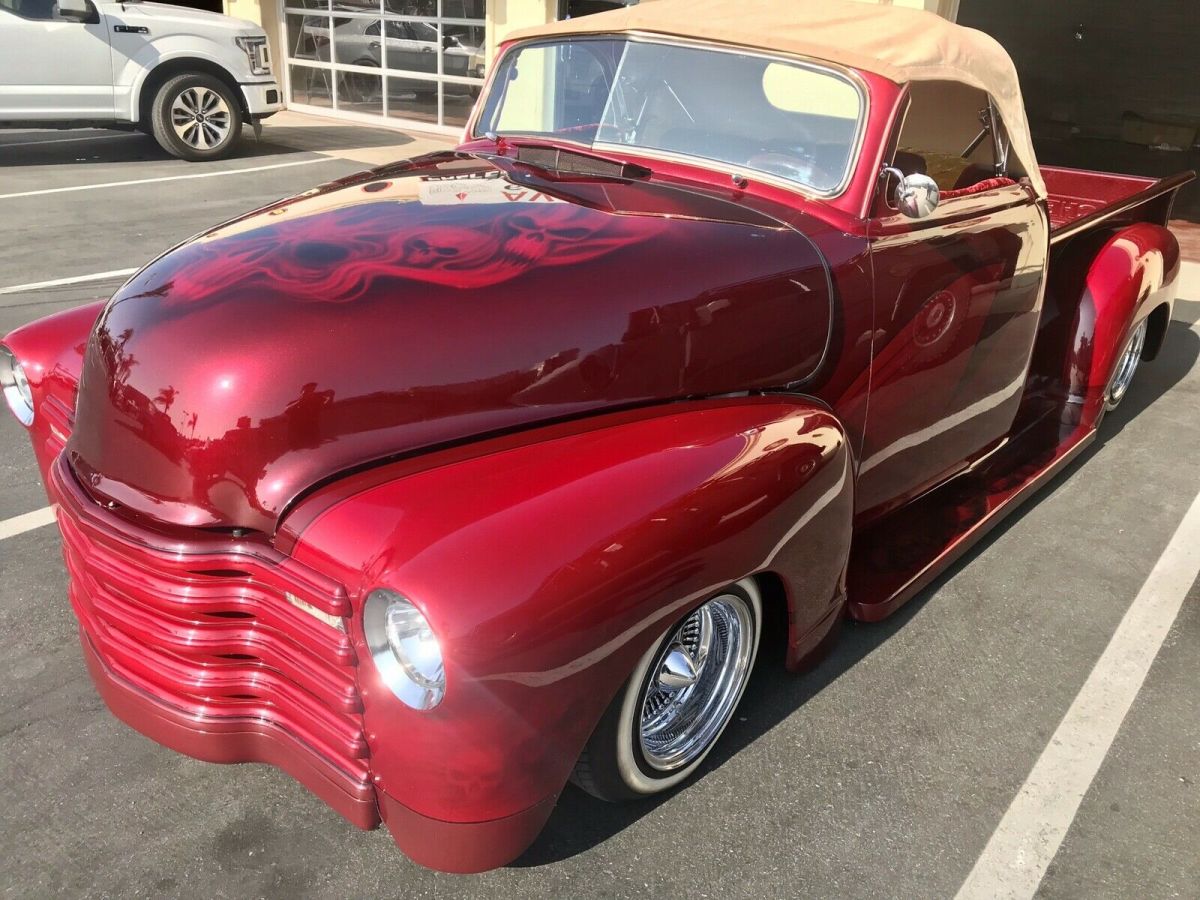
[170,86,232,151]
[1105,318,1148,411]
[637,594,756,771]
[572,578,762,801]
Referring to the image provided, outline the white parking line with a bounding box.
[0,156,329,201]
[0,268,138,296]
[0,506,56,541]
[956,487,1200,900]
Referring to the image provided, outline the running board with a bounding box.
[846,423,1097,622]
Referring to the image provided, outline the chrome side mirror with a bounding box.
[893,172,940,219]
[882,167,941,218]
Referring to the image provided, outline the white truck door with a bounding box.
[0,0,114,120]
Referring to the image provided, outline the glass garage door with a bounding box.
[283,0,486,132]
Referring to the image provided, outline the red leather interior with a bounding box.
[940,176,1017,200]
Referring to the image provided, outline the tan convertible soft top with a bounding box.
[508,0,1046,198]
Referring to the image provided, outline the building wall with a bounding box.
[485,0,556,60]
[958,0,1200,139]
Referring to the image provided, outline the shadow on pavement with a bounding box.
[514,315,1200,867]
[0,123,415,168]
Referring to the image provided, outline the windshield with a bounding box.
[475,37,865,195]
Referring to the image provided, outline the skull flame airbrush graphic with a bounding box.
[116,195,658,308]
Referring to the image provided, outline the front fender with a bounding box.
[2,300,105,490]
[284,396,852,865]
[122,43,248,121]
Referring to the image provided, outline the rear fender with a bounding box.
[284,396,852,857]
[2,301,105,488]
[1064,222,1181,431]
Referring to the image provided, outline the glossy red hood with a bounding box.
[68,152,832,533]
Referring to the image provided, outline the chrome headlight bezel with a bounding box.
[0,345,34,427]
[235,35,272,76]
[363,589,446,710]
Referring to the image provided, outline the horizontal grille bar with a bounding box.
[51,456,370,786]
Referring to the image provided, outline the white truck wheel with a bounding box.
[151,73,243,162]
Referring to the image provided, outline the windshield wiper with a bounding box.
[513,145,651,180]
[482,130,650,179]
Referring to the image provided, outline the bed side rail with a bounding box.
[1048,168,1195,245]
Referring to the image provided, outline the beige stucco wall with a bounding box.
[486,0,557,61]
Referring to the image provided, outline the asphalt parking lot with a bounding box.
[1,120,1198,899]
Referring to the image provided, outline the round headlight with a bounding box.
[363,589,445,710]
[0,345,34,427]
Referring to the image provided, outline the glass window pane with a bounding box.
[442,85,478,129]
[406,19,438,42]
[289,65,334,108]
[5,0,69,20]
[483,41,619,137]
[286,13,331,61]
[378,17,439,74]
[330,16,384,66]
[594,43,862,192]
[339,70,383,116]
[478,39,865,194]
[441,30,484,80]
[441,0,483,19]
[386,77,439,126]
[288,0,485,130]
[383,0,435,14]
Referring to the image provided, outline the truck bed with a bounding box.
[1043,165,1194,244]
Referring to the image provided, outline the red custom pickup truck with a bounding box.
[2,0,1193,874]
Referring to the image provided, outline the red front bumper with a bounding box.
[78,628,379,826]
[50,454,378,828]
[48,455,555,872]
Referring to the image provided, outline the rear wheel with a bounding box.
[151,73,242,161]
[1104,317,1148,412]
[572,578,762,801]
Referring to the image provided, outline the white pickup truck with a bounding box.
[0,0,281,160]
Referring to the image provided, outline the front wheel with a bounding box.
[572,578,762,802]
[151,73,243,161]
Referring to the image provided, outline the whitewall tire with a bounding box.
[573,578,762,801]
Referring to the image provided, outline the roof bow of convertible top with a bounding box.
[506,0,1046,198]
